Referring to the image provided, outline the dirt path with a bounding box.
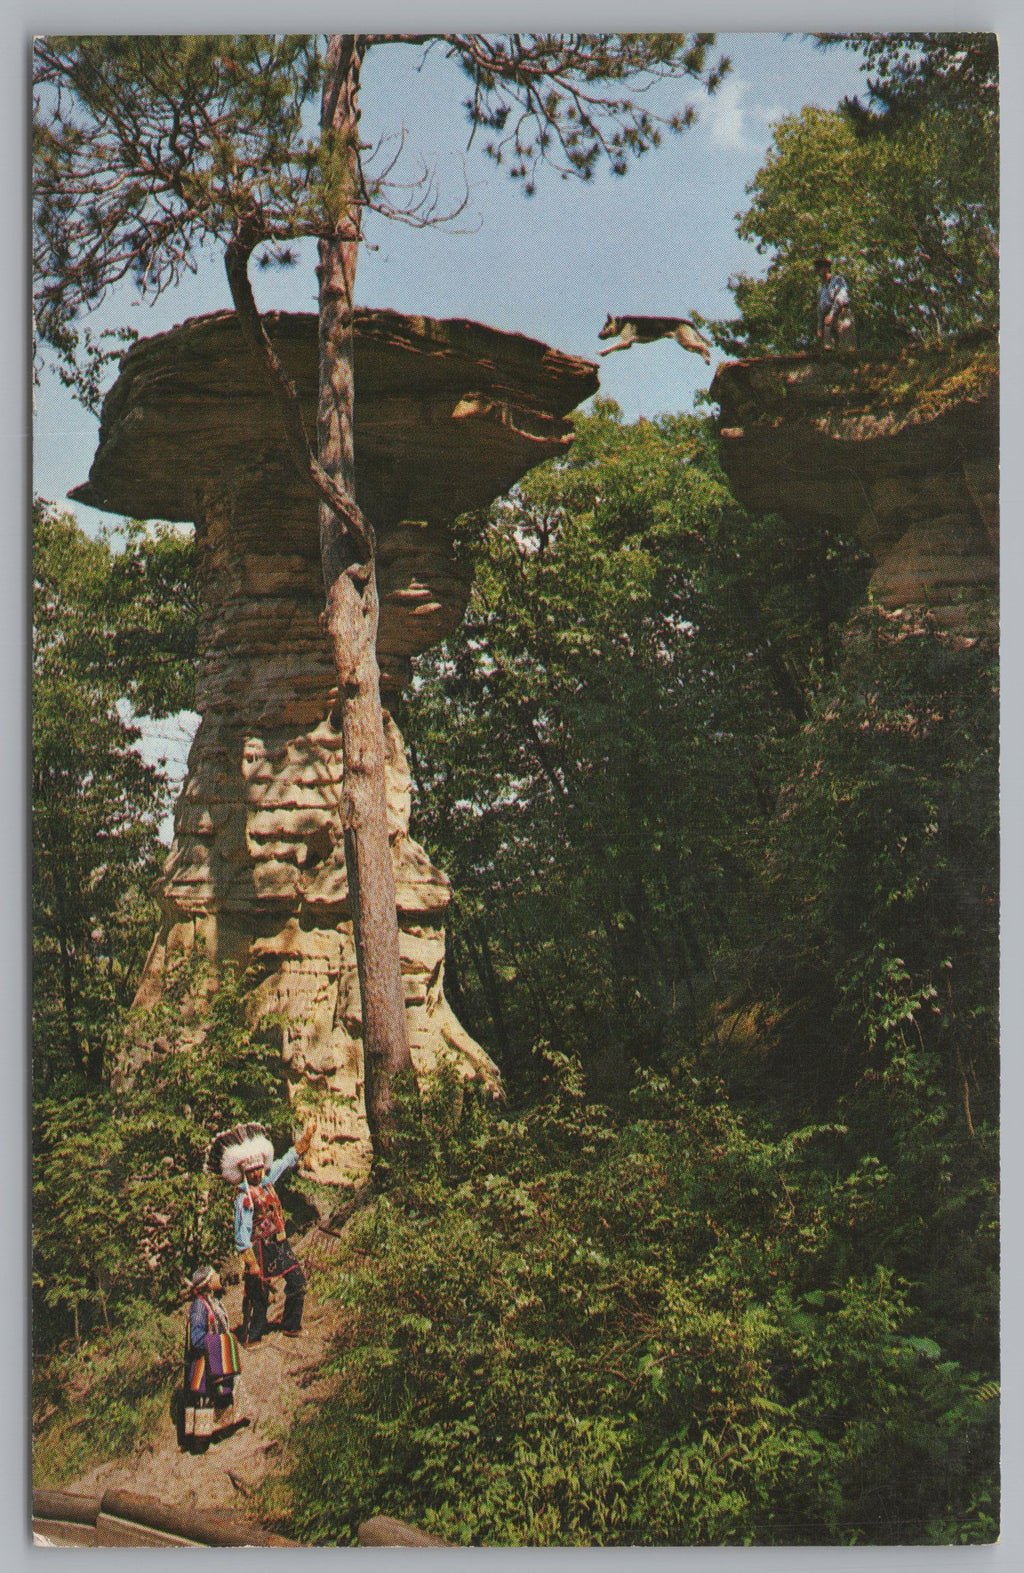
[62,1236,348,1525]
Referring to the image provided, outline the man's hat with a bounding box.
[206,1121,275,1184]
[813,256,832,268]
[191,1265,215,1291]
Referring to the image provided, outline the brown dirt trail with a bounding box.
[60,1234,349,1524]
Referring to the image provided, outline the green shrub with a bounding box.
[282,1062,997,1546]
[33,1296,182,1486]
[33,961,300,1353]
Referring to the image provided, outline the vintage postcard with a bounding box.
[30,22,1003,1551]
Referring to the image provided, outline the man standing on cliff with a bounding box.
[814,257,856,348]
[206,1118,316,1344]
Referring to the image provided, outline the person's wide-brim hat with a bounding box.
[813,256,832,268]
[206,1122,275,1184]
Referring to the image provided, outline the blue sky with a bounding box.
[33,33,871,527]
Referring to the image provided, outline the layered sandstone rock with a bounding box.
[76,310,598,1182]
[711,345,998,633]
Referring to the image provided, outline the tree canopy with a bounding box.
[819,32,998,132]
[713,34,997,354]
[402,403,869,1087]
[32,502,197,1093]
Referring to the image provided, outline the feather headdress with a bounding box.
[206,1121,274,1185]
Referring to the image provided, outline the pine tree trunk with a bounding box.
[318,35,413,1155]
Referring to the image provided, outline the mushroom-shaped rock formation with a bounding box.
[77,309,599,1182]
[711,345,998,634]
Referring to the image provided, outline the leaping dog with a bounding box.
[598,314,712,364]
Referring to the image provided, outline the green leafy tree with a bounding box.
[34,31,729,1156]
[725,609,998,1369]
[32,502,197,1093]
[713,35,997,354]
[402,405,868,1088]
[33,962,296,1353]
[715,105,997,355]
[742,610,998,1121]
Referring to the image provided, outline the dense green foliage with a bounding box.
[276,403,995,1546]
[33,1296,185,1487]
[32,962,302,1352]
[282,1069,997,1546]
[401,404,867,1087]
[32,389,998,1541]
[33,502,197,1093]
[715,105,997,354]
[733,610,998,1372]
[31,967,325,1481]
[31,504,266,1356]
[714,36,997,353]
[746,612,998,1120]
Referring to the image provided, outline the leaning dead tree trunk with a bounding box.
[317,34,413,1151]
[224,33,414,1158]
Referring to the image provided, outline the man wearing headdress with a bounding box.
[207,1119,316,1345]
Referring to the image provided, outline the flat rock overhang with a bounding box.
[710,347,999,543]
[71,308,601,531]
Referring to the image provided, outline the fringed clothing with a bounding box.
[235,1146,306,1342]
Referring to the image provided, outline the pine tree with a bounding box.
[34,32,728,1155]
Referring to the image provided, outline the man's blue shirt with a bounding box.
[233,1147,298,1251]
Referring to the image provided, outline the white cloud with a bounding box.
[701,76,789,156]
[702,75,754,152]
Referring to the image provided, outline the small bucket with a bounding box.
[192,1405,214,1438]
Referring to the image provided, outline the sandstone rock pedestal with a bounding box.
[74,309,598,1182]
[711,346,998,634]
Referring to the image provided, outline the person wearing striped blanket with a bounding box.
[183,1266,242,1451]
